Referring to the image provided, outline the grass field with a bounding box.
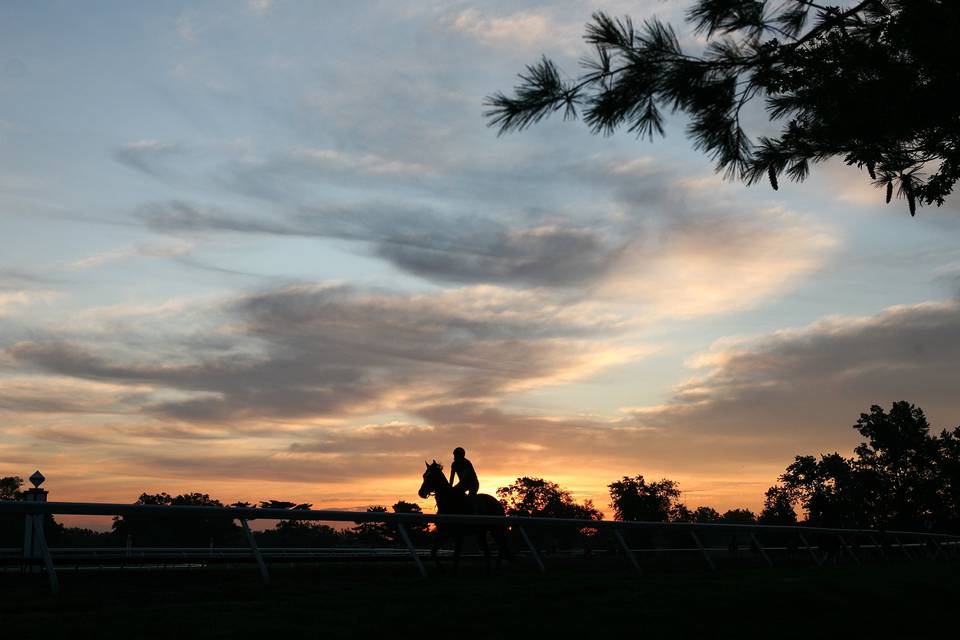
[2,559,957,639]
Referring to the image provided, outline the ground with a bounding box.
[1,559,957,638]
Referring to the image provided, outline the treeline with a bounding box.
[485,402,960,536]
[527,401,960,534]
[3,401,959,547]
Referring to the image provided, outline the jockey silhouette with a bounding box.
[448,447,479,507]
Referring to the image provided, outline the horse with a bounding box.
[418,460,510,573]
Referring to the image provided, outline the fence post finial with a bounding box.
[29,470,45,488]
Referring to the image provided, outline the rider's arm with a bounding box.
[448,467,456,485]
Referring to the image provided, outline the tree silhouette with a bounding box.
[776,401,960,531]
[758,485,797,525]
[0,476,25,546]
[669,502,694,522]
[693,505,722,524]
[938,426,960,532]
[780,452,868,527]
[607,475,682,522]
[111,492,240,547]
[350,506,393,546]
[720,508,757,524]
[853,401,939,528]
[392,500,430,546]
[486,1,960,215]
[0,476,23,501]
[497,477,603,520]
[251,500,343,547]
[497,477,601,551]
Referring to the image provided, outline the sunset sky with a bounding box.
[2,0,959,520]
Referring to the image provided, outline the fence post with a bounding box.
[613,529,641,575]
[837,534,860,565]
[239,518,270,585]
[892,535,913,560]
[396,521,427,578]
[22,471,58,593]
[942,539,957,559]
[517,525,545,573]
[929,538,946,560]
[22,505,33,572]
[32,515,59,594]
[798,532,822,566]
[689,530,716,572]
[749,532,773,568]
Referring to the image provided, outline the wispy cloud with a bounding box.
[295,147,436,177]
[67,242,193,270]
[440,8,580,54]
[176,14,197,43]
[248,0,273,16]
[114,140,183,176]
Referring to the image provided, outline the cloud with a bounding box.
[176,14,197,43]
[114,140,183,176]
[0,377,148,415]
[272,299,960,505]
[67,242,193,270]
[9,295,959,514]
[0,289,58,318]
[142,201,629,288]
[440,8,580,55]
[0,269,53,290]
[445,9,550,44]
[598,206,837,316]
[140,181,833,308]
[294,148,435,177]
[933,262,960,297]
[7,283,636,423]
[627,300,960,448]
[248,0,273,16]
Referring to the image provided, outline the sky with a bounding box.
[2,0,959,521]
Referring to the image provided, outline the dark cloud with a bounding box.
[7,284,625,423]
[142,200,627,288]
[286,301,960,481]
[136,148,830,298]
[111,447,425,485]
[114,141,184,177]
[630,301,960,449]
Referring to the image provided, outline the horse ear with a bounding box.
[424,460,429,469]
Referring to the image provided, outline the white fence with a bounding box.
[3,497,958,595]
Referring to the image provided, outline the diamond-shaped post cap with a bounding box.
[29,470,45,488]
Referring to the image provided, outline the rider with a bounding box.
[448,447,479,510]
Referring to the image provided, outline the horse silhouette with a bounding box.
[418,460,510,573]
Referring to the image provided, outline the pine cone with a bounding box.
[885,182,893,204]
[768,165,778,191]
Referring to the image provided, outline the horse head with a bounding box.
[418,459,445,499]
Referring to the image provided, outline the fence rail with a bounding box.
[3,499,958,594]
